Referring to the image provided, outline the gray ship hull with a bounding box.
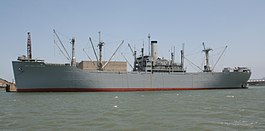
[12,61,251,92]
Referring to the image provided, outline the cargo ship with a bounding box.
[12,32,251,92]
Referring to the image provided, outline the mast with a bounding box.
[202,42,212,72]
[98,32,104,70]
[71,38,76,67]
[148,33,151,56]
[27,32,32,59]
[170,48,174,66]
[141,47,144,69]
[181,43,184,69]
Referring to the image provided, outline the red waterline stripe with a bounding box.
[16,87,243,92]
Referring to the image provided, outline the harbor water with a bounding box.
[1,86,265,130]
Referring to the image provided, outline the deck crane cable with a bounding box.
[121,53,134,70]
[212,45,228,71]
[53,32,70,61]
[184,56,203,71]
[53,29,71,61]
[102,40,124,69]
[89,37,99,67]
[83,48,97,68]
[54,38,70,61]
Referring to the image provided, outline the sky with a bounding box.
[1,0,265,81]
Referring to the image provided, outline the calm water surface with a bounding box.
[0,86,265,130]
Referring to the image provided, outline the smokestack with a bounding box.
[151,41,158,64]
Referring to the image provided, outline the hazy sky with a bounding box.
[1,0,265,81]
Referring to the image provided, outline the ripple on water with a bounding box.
[219,120,259,129]
[0,88,265,130]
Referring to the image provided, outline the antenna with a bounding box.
[27,32,32,59]
[173,46,176,62]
